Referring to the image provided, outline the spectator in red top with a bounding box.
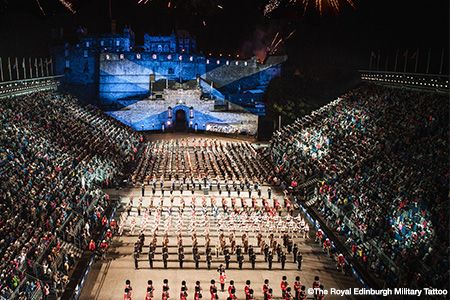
[110,218,117,234]
[99,240,108,259]
[88,239,96,251]
[105,229,113,240]
[102,215,108,227]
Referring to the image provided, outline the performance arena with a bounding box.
[0,0,448,300]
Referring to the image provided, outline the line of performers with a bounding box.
[124,274,324,300]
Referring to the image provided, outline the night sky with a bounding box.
[0,0,448,74]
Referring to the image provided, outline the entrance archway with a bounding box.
[174,109,187,131]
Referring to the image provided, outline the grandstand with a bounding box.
[269,83,449,290]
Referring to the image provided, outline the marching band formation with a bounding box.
[132,138,271,183]
[105,138,344,300]
[117,186,307,272]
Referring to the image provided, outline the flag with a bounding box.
[0,57,3,82]
[403,49,409,72]
[15,57,19,80]
[22,57,26,79]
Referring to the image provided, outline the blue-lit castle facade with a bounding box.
[53,27,286,112]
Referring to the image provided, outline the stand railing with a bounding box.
[0,75,63,99]
[359,70,449,92]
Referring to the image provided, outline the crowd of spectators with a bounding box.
[268,84,449,289]
[0,91,141,299]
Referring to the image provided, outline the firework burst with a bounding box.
[35,0,46,16]
[58,0,76,14]
[264,0,356,17]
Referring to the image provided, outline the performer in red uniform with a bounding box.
[317,285,325,300]
[194,281,202,300]
[312,276,321,300]
[124,288,131,300]
[293,276,302,300]
[299,286,307,300]
[219,270,227,292]
[280,276,288,298]
[124,280,133,295]
[228,280,236,299]
[244,280,251,300]
[145,280,154,300]
[284,287,292,300]
[210,280,218,300]
[180,286,188,300]
[262,279,270,300]
[162,286,169,300]
[266,288,273,300]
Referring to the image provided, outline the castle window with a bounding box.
[106,54,111,60]
[119,54,125,60]
[65,60,70,68]
[136,53,141,59]
[83,50,88,58]
[116,40,120,46]
[100,40,104,46]
[85,41,90,48]
[157,45,162,52]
